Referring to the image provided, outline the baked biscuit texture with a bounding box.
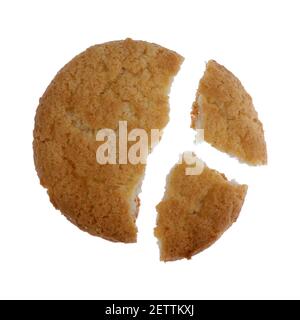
[155,157,247,261]
[191,60,267,165]
[33,38,183,243]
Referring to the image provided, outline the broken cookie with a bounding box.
[191,60,267,165]
[33,39,183,243]
[155,155,247,261]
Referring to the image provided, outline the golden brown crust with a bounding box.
[33,38,183,243]
[191,60,267,165]
[155,157,248,261]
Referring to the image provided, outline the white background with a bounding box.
[0,0,299,300]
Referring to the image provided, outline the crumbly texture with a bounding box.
[191,60,267,165]
[33,38,183,243]
[155,158,248,261]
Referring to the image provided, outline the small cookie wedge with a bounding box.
[33,39,183,243]
[191,60,267,165]
[155,155,247,261]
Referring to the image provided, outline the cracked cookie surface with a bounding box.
[191,60,267,165]
[33,38,183,243]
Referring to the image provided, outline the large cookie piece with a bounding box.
[33,39,183,243]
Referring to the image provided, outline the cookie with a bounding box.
[33,38,183,243]
[155,155,248,261]
[191,60,267,165]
